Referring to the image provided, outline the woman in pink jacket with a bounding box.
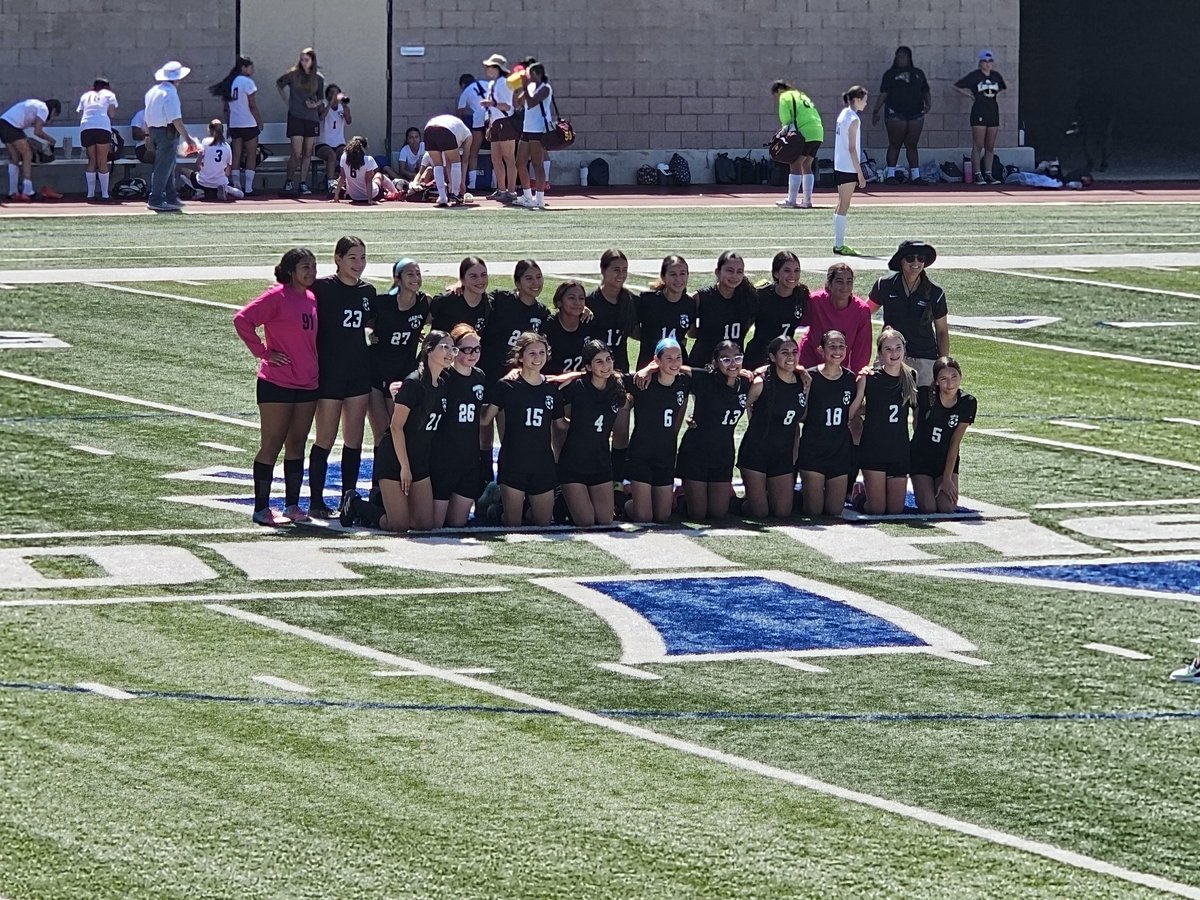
[233,247,320,526]
[797,263,872,373]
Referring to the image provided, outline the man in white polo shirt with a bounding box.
[144,60,197,211]
[0,97,62,202]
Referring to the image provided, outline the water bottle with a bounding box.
[1018,121,1026,146]
[962,154,973,184]
[579,164,588,187]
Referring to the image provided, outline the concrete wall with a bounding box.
[1,0,1020,167]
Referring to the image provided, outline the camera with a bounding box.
[339,94,350,104]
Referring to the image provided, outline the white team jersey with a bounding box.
[77,89,118,131]
[523,83,553,134]
[319,104,346,147]
[397,142,425,169]
[228,75,257,128]
[130,109,146,131]
[196,138,233,187]
[833,107,861,172]
[425,114,471,146]
[487,78,514,121]
[457,81,488,128]
[2,99,50,130]
[340,151,379,202]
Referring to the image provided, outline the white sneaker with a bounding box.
[512,194,536,209]
[1169,658,1200,683]
[775,199,799,208]
[281,504,311,523]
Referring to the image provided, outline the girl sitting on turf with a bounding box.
[797,329,860,516]
[332,136,400,204]
[910,356,976,514]
[192,120,244,200]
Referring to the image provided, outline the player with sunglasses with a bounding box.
[430,324,488,527]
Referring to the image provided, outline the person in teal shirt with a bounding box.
[771,80,824,208]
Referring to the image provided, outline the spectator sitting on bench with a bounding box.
[184,119,244,201]
[395,126,424,181]
[131,108,153,162]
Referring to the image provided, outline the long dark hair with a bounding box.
[891,46,914,70]
[581,339,626,406]
[274,247,315,285]
[209,56,253,101]
[344,136,368,170]
[418,330,450,383]
[926,356,963,411]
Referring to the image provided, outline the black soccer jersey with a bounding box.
[737,374,808,475]
[392,368,449,476]
[798,366,856,473]
[858,370,912,472]
[437,365,488,456]
[541,317,588,376]
[429,290,491,339]
[636,290,697,367]
[312,275,375,378]
[584,287,637,372]
[487,376,562,474]
[677,370,750,469]
[559,377,624,474]
[745,284,806,368]
[911,389,977,476]
[624,371,692,464]
[479,291,551,378]
[370,291,429,385]
[689,284,758,366]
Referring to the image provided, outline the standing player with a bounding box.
[770,80,823,209]
[431,325,488,528]
[316,84,350,194]
[367,257,429,441]
[910,357,976,514]
[690,251,759,366]
[624,338,691,524]
[867,240,948,387]
[76,78,118,201]
[745,251,807,370]
[797,330,860,516]
[480,259,551,382]
[456,72,489,192]
[512,61,553,210]
[955,50,1007,185]
[585,249,638,482]
[855,327,918,515]
[542,281,589,376]
[738,335,809,518]
[1,97,62,202]
[307,236,376,517]
[676,341,751,520]
[482,332,562,526]
[422,112,472,206]
[636,255,696,367]
[558,340,628,526]
[209,56,261,195]
[341,332,452,532]
[798,263,872,373]
[232,248,319,526]
[832,86,869,256]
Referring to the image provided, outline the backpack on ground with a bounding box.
[636,165,658,186]
[714,152,737,185]
[114,177,147,198]
[991,153,1005,184]
[734,154,757,185]
[667,153,691,186]
[587,157,609,187]
[939,160,964,183]
[768,160,789,187]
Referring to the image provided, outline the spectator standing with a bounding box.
[513,61,552,210]
[144,61,197,212]
[867,241,948,386]
[955,50,1007,185]
[209,56,262,195]
[276,47,325,195]
[872,46,931,185]
[480,53,517,203]
[77,77,118,201]
[0,97,62,202]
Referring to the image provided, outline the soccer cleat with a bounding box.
[435,197,450,208]
[308,500,334,519]
[281,180,295,194]
[798,200,813,209]
[281,504,310,523]
[882,175,900,186]
[39,186,63,200]
[449,193,464,206]
[338,489,359,527]
[487,190,504,201]
[910,177,930,186]
[10,192,33,203]
[833,245,861,257]
[1169,658,1200,683]
[383,189,402,202]
[775,199,799,208]
[252,507,290,527]
[298,183,312,196]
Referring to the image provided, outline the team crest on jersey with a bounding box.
[676,390,685,406]
[545,395,555,410]
[361,297,371,310]
[842,390,852,405]
[440,397,448,412]
[737,392,748,408]
[949,414,960,428]
[408,315,423,330]
[472,384,485,401]
[679,316,691,329]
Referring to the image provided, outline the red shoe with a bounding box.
[9,192,33,203]
[383,189,402,201]
[39,186,63,200]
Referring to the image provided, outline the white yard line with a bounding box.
[1083,643,1153,661]
[974,428,1200,473]
[253,675,314,693]
[373,667,497,677]
[1166,418,1200,428]
[70,445,114,456]
[75,682,137,700]
[1048,420,1100,431]
[595,662,664,681]
[0,526,267,541]
[0,585,508,609]
[980,268,1200,300]
[199,441,245,452]
[87,281,242,310]
[765,657,830,674]
[950,332,1200,372]
[0,370,258,428]
[205,602,1200,899]
[1035,498,1200,510]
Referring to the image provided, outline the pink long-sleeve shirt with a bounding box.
[797,289,874,372]
[233,283,319,389]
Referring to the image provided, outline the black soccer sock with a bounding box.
[341,446,362,495]
[283,458,304,507]
[308,444,331,501]
[252,461,274,512]
[845,464,860,502]
[610,447,627,483]
[480,447,495,484]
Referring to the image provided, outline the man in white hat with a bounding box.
[144,60,197,211]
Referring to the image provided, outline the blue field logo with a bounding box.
[534,570,980,666]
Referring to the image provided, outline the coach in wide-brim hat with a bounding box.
[155,60,191,82]
[888,240,937,271]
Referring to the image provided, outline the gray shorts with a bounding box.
[907,356,936,387]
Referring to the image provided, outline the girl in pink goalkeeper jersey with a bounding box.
[233,247,320,527]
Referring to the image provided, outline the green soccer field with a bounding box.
[2,199,1199,899]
